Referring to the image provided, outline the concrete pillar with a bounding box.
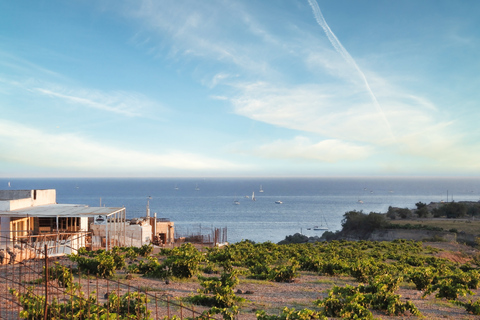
[0,217,11,249]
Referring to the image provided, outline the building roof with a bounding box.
[0,204,124,218]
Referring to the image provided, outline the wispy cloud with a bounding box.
[0,119,242,173]
[11,0,471,175]
[120,1,476,170]
[231,82,391,145]
[118,1,281,78]
[254,136,372,162]
[203,73,235,89]
[33,87,150,117]
[307,0,394,141]
[0,74,161,118]
[0,49,65,79]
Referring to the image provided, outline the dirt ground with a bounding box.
[1,242,480,319]
[121,241,480,319]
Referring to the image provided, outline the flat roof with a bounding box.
[0,204,125,218]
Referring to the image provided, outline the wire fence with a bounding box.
[0,234,218,320]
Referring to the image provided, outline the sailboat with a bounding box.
[195,183,200,191]
[252,191,256,201]
[259,185,264,193]
[174,184,179,190]
[313,216,329,230]
[8,181,11,188]
[233,194,240,205]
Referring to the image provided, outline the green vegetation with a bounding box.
[10,211,480,319]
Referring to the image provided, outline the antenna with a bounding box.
[146,196,152,218]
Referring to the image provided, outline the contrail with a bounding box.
[307,0,395,141]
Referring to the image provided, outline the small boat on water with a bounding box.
[275,200,282,204]
[252,191,256,201]
[233,194,240,205]
[312,216,329,230]
[259,185,264,193]
[195,183,200,191]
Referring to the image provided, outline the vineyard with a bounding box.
[2,238,480,319]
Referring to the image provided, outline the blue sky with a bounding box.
[1,0,479,178]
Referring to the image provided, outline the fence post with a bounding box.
[44,244,49,320]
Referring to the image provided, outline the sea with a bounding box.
[3,177,480,244]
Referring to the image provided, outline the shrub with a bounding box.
[256,307,327,320]
[268,261,299,282]
[454,299,480,315]
[162,243,204,278]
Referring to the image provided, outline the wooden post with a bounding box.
[44,244,49,320]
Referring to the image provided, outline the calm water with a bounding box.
[3,177,480,243]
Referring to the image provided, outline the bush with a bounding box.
[69,251,117,278]
[256,307,327,320]
[162,243,204,278]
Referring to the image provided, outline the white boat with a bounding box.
[8,181,11,188]
[275,200,282,204]
[252,191,256,201]
[259,185,264,193]
[233,194,240,205]
[174,184,179,190]
[313,216,329,230]
[195,183,200,191]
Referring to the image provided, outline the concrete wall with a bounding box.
[0,217,10,247]
[0,190,32,201]
[0,201,9,211]
[0,189,56,211]
[151,218,174,243]
[369,229,457,242]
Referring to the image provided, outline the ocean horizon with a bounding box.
[2,177,480,243]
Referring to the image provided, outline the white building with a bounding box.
[0,189,127,258]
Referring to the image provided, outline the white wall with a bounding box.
[80,217,88,231]
[0,189,56,211]
[0,201,10,211]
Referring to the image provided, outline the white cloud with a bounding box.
[204,73,234,88]
[0,49,65,79]
[0,74,163,118]
[33,86,154,117]
[0,119,242,172]
[229,79,480,173]
[231,81,391,145]
[118,1,282,77]
[254,136,372,162]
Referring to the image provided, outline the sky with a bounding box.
[0,0,479,178]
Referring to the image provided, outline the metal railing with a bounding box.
[0,235,219,320]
